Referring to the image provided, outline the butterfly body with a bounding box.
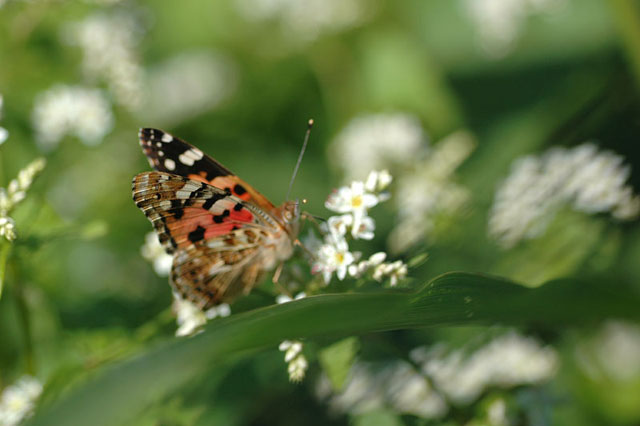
[132,128,299,309]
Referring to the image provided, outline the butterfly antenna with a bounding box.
[286,119,313,200]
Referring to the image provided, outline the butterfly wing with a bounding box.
[138,128,275,211]
[133,171,291,308]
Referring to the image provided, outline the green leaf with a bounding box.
[318,337,360,392]
[27,272,640,426]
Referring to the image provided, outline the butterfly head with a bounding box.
[279,199,302,237]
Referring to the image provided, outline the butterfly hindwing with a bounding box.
[139,128,275,210]
[132,172,262,253]
[132,171,285,308]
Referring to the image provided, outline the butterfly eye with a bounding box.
[283,210,293,222]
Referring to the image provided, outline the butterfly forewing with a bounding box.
[139,128,275,211]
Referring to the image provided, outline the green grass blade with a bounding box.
[27,272,640,426]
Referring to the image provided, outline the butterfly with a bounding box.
[132,128,301,309]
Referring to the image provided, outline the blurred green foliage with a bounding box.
[0,0,639,425]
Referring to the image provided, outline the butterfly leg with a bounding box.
[272,262,293,297]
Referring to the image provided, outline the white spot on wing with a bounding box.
[164,158,176,171]
[179,148,204,166]
[161,133,173,142]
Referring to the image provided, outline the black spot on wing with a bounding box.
[188,225,206,243]
[233,184,247,196]
[233,202,243,212]
[213,209,230,224]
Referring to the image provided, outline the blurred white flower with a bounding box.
[276,292,306,304]
[411,331,558,404]
[389,130,475,252]
[462,0,568,58]
[140,232,173,276]
[0,94,8,145]
[348,252,408,286]
[32,85,113,149]
[365,169,393,193]
[0,158,46,242]
[372,260,408,287]
[489,143,640,248]
[66,12,144,110]
[173,294,230,337]
[316,361,447,419]
[331,113,427,180]
[575,320,640,383]
[279,340,308,382]
[235,0,372,43]
[0,376,42,426]
[142,50,238,125]
[312,236,356,284]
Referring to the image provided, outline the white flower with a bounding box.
[489,143,640,248]
[66,12,144,109]
[348,251,386,278]
[372,260,408,286]
[312,237,355,284]
[173,294,231,337]
[327,213,375,240]
[389,131,475,252]
[276,292,306,304]
[141,50,237,125]
[140,232,173,276]
[365,169,393,192]
[411,331,558,404]
[0,158,46,242]
[32,85,113,149]
[279,340,308,382]
[235,0,371,44]
[317,361,447,419]
[326,180,379,237]
[0,216,16,241]
[0,376,42,426]
[462,0,568,58]
[331,113,426,180]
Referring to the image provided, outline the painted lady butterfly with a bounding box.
[132,128,300,309]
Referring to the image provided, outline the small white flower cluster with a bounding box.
[0,158,46,242]
[312,170,407,286]
[279,340,308,383]
[462,0,568,58]
[173,294,231,337]
[348,252,407,287]
[489,143,640,248]
[0,376,42,426]
[276,293,308,382]
[32,85,113,149]
[140,232,173,277]
[330,113,426,181]
[0,94,8,145]
[318,331,555,419]
[142,50,237,125]
[389,131,475,252]
[316,360,447,419]
[66,12,144,110]
[411,331,558,405]
[235,0,371,43]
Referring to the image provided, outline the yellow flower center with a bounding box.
[351,195,362,208]
[335,253,344,264]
